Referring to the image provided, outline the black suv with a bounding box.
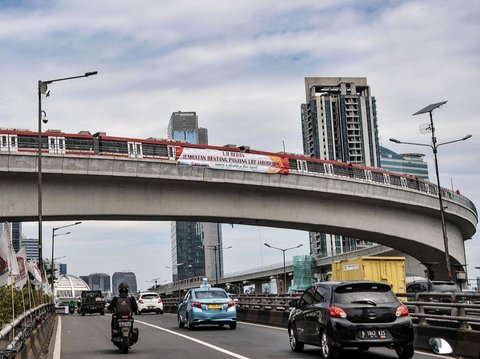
[288,281,414,359]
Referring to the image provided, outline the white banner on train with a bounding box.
[176,148,289,174]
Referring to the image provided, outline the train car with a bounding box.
[1,127,472,214]
[0,128,94,155]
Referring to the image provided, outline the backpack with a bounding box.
[115,296,131,316]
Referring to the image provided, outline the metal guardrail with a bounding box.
[162,292,480,331]
[0,303,54,358]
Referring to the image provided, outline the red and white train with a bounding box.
[0,127,475,214]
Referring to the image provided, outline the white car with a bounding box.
[136,292,164,315]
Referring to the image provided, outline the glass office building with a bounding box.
[168,111,223,282]
[379,146,429,180]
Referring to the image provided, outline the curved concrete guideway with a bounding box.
[0,153,477,280]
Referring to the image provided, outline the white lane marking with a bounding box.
[239,321,287,331]
[53,315,62,359]
[135,319,252,359]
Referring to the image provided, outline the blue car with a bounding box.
[178,284,237,330]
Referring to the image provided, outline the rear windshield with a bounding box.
[432,283,461,292]
[334,283,397,304]
[82,291,102,299]
[195,290,228,299]
[141,294,159,300]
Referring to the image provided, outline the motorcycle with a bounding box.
[111,315,139,354]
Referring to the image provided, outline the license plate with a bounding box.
[148,306,155,309]
[118,321,132,327]
[359,329,387,339]
[207,304,222,310]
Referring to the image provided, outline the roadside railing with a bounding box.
[162,292,480,331]
[0,303,54,358]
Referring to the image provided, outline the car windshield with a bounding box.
[195,290,228,299]
[141,294,159,300]
[334,283,397,304]
[432,283,461,292]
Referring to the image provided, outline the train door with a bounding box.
[48,136,65,154]
[167,145,176,160]
[325,163,334,175]
[0,134,18,152]
[297,160,308,172]
[365,170,373,182]
[128,142,143,158]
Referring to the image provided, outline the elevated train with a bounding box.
[0,127,475,215]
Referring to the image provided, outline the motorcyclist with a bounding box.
[108,282,138,339]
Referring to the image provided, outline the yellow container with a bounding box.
[331,256,406,294]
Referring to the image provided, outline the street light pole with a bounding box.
[389,101,472,282]
[203,243,232,285]
[166,263,184,299]
[264,243,303,293]
[51,222,81,294]
[37,71,97,271]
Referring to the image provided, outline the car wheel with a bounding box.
[138,310,142,315]
[288,326,304,352]
[229,322,236,330]
[320,330,340,359]
[395,343,414,359]
[81,311,85,316]
[178,314,185,328]
[187,315,195,330]
[100,311,105,315]
[159,309,163,314]
[156,310,160,314]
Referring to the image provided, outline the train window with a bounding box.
[143,143,170,157]
[10,136,16,149]
[332,164,349,177]
[288,158,298,171]
[99,140,128,154]
[389,175,402,187]
[370,171,384,183]
[65,138,94,151]
[352,168,365,179]
[306,161,325,174]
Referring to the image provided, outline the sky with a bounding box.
[1,0,479,291]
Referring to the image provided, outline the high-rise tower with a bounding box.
[168,111,223,282]
[301,77,380,256]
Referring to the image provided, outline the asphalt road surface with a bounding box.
[46,312,445,359]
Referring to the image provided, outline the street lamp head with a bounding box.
[75,221,82,225]
[297,244,303,249]
[389,138,401,144]
[463,134,472,141]
[85,71,98,77]
[264,243,271,248]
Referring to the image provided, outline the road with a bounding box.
[48,313,444,359]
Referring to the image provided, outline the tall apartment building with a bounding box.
[301,77,381,257]
[112,271,137,295]
[379,146,429,180]
[168,111,224,282]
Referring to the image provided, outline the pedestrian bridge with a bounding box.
[0,152,477,279]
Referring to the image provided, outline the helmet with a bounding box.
[118,282,129,294]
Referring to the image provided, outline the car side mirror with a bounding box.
[177,298,183,304]
[289,299,298,308]
[428,338,453,355]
